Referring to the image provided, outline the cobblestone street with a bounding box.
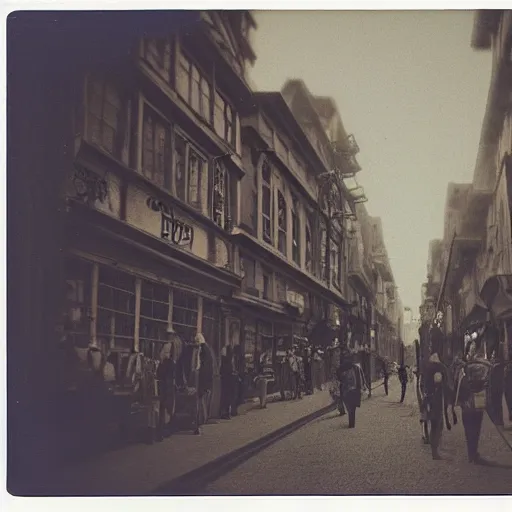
[204,380,512,495]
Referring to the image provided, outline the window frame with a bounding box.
[277,190,287,255]
[261,160,273,244]
[85,75,125,159]
[291,195,300,265]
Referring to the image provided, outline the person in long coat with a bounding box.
[220,345,235,419]
[337,353,362,428]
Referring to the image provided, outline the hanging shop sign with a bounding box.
[146,197,194,247]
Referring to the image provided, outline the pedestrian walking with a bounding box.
[220,345,235,419]
[337,353,362,428]
[398,363,408,403]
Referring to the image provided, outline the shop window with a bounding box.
[86,76,124,158]
[139,280,169,358]
[243,323,256,372]
[202,299,221,358]
[261,160,273,244]
[291,197,300,265]
[142,108,171,189]
[277,190,287,255]
[63,258,93,348]
[142,38,171,81]
[97,268,136,351]
[172,289,198,343]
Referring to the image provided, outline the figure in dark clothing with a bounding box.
[382,362,389,396]
[337,356,362,428]
[231,345,244,416]
[303,347,313,395]
[220,345,234,419]
[424,359,451,460]
[398,364,408,403]
[196,334,214,426]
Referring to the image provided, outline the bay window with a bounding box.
[86,76,124,158]
[241,255,257,296]
[277,190,287,255]
[262,160,273,244]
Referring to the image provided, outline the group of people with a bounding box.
[252,344,327,410]
[418,314,512,464]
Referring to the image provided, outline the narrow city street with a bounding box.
[204,380,512,495]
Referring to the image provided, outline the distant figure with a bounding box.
[398,364,408,403]
[231,344,244,416]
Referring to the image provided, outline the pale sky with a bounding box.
[249,10,492,315]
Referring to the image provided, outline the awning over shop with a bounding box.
[480,275,512,321]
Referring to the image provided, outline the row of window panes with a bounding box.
[176,51,236,148]
[140,40,238,150]
[86,78,229,229]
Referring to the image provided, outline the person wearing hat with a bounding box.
[337,348,362,428]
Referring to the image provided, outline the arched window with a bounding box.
[277,190,287,255]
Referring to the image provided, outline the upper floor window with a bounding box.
[177,54,212,123]
[214,92,237,148]
[331,240,341,288]
[262,160,273,244]
[320,221,327,283]
[291,196,300,265]
[277,191,287,255]
[213,162,229,229]
[142,109,171,189]
[86,76,124,158]
[173,133,208,214]
[305,217,313,273]
[142,38,171,81]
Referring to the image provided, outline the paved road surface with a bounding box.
[204,379,512,495]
